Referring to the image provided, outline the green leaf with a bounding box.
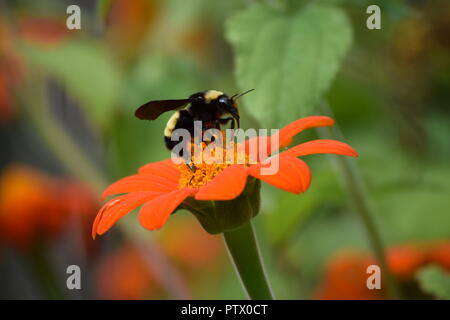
[21,40,121,129]
[226,3,352,128]
[417,265,450,300]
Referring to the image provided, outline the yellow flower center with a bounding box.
[178,143,249,188]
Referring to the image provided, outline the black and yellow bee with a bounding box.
[135,89,253,151]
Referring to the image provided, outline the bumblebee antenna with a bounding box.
[231,88,255,100]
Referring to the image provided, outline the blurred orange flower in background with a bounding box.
[178,23,215,61]
[314,251,381,300]
[428,242,450,271]
[105,0,159,62]
[315,242,450,300]
[386,245,428,280]
[18,16,69,46]
[387,242,450,278]
[96,218,223,299]
[96,243,157,300]
[158,217,224,270]
[0,14,70,125]
[0,164,98,251]
[0,20,23,124]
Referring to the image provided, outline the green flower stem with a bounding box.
[317,102,402,299]
[29,242,64,299]
[223,221,274,300]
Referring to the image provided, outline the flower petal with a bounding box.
[243,136,273,163]
[138,188,194,230]
[276,116,335,148]
[93,191,162,238]
[138,158,181,183]
[195,165,248,200]
[101,174,177,200]
[244,116,335,161]
[247,156,311,194]
[282,139,359,158]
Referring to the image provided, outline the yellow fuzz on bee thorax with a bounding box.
[204,90,223,103]
[178,143,249,188]
[164,111,180,137]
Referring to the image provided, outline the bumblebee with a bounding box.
[135,89,253,151]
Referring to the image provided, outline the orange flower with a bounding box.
[314,251,382,300]
[92,116,358,238]
[0,19,24,125]
[0,165,64,249]
[96,243,157,300]
[387,245,428,280]
[105,0,159,61]
[315,242,450,299]
[158,217,223,269]
[428,242,450,271]
[0,15,70,125]
[0,164,98,250]
[18,16,69,46]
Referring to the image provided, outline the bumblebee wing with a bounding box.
[134,99,191,120]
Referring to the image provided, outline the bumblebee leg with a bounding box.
[186,162,197,185]
[214,119,221,130]
[230,118,235,130]
[186,162,196,172]
[218,117,234,129]
[220,117,239,130]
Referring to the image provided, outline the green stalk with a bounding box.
[29,242,64,299]
[23,80,107,193]
[223,221,274,300]
[317,102,402,299]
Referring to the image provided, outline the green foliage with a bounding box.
[21,40,121,129]
[354,132,450,242]
[375,185,450,243]
[96,0,112,21]
[263,167,344,245]
[417,265,450,300]
[226,3,352,128]
[122,53,203,108]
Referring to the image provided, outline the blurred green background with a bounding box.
[0,0,449,299]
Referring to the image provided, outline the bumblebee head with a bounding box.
[217,94,239,118]
[190,90,239,117]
